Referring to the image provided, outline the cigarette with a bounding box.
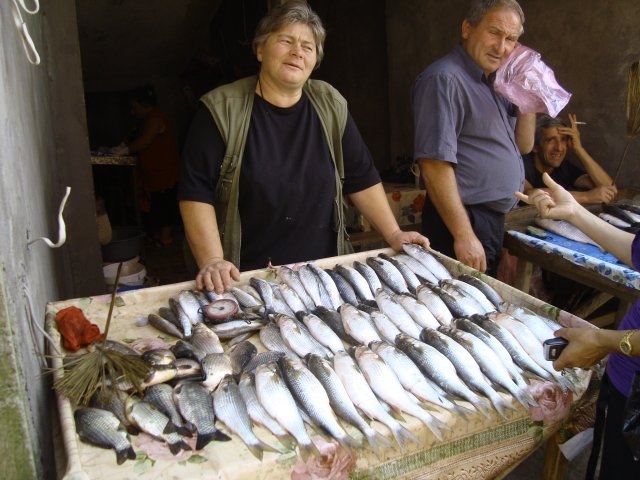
[575,121,587,125]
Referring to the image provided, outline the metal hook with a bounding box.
[11,0,41,65]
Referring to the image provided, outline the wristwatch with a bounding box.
[619,329,640,356]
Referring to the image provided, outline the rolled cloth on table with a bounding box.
[55,306,104,351]
[494,43,571,117]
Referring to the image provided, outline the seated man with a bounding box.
[523,114,617,204]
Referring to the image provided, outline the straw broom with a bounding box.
[53,262,151,406]
[613,60,640,184]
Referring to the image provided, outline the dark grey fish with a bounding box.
[95,339,139,356]
[306,262,343,309]
[298,264,332,308]
[189,323,224,359]
[243,351,287,373]
[226,332,255,348]
[168,297,193,338]
[458,274,504,309]
[148,313,184,339]
[278,266,316,310]
[366,256,410,294]
[201,352,233,392]
[141,348,176,367]
[75,407,136,465]
[174,358,203,380]
[90,389,137,435]
[431,285,470,318]
[378,253,421,291]
[173,382,231,450]
[229,340,257,375]
[325,269,359,306]
[334,264,374,301]
[353,260,383,297]
[250,277,275,314]
[231,286,264,309]
[312,306,358,345]
[144,384,194,436]
[171,339,199,361]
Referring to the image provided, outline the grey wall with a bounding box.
[0,1,103,478]
[387,0,640,189]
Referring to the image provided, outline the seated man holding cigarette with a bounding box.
[523,114,618,204]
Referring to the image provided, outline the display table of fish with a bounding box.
[46,247,597,480]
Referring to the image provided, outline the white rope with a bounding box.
[11,0,41,65]
[22,278,59,371]
[28,187,71,248]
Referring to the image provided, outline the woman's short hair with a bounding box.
[252,0,326,70]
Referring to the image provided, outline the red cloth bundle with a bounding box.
[55,306,104,351]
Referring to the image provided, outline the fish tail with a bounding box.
[195,429,231,450]
[115,445,137,465]
[364,428,393,457]
[275,433,297,451]
[421,413,445,441]
[390,422,421,451]
[518,387,538,408]
[488,393,511,420]
[246,443,265,461]
[168,440,192,455]
[177,425,194,437]
[297,441,320,461]
[162,421,177,435]
[475,397,495,420]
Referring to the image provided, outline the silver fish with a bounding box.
[354,346,445,440]
[209,317,268,339]
[238,372,296,450]
[402,244,452,281]
[158,307,182,329]
[393,293,440,330]
[339,304,382,346]
[213,375,279,460]
[369,341,460,412]
[259,322,301,359]
[173,382,231,450]
[278,283,309,315]
[75,407,136,465]
[334,264,374,301]
[189,323,224,359]
[420,328,512,419]
[176,290,204,325]
[298,264,332,308]
[393,253,439,284]
[535,217,603,250]
[280,357,357,449]
[201,352,233,392]
[438,327,534,409]
[144,384,194,436]
[255,362,318,459]
[231,286,264,309]
[333,351,420,451]
[250,277,276,314]
[369,311,402,344]
[299,312,346,354]
[174,358,203,380]
[395,334,492,419]
[366,256,410,294]
[148,313,184,339]
[439,283,487,316]
[374,289,422,339]
[452,317,529,391]
[306,354,391,455]
[90,389,137,434]
[353,260,384,296]
[442,278,496,313]
[276,314,331,359]
[141,348,176,367]
[415,284,453,326]
[325,268,359,306]
[125,397,192,455]
[278,266,316,310]
[500,304,561,342]
[468,314,555,383]
[306,262,343,310]
[312,306,357,345]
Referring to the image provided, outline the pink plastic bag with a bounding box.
[494,44,571,117]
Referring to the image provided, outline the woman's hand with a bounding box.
[552,327,609,371]
[196,257,240,293]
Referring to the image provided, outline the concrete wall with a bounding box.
[0,1,103,478]
[387,0,640,189]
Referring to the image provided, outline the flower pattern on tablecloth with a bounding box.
[507,230,640,290]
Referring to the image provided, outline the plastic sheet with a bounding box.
[494,44,571,117]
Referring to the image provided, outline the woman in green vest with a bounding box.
[178,0,429,294]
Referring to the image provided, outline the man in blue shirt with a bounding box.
[412,0,535,276]
[523,114,617,205]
